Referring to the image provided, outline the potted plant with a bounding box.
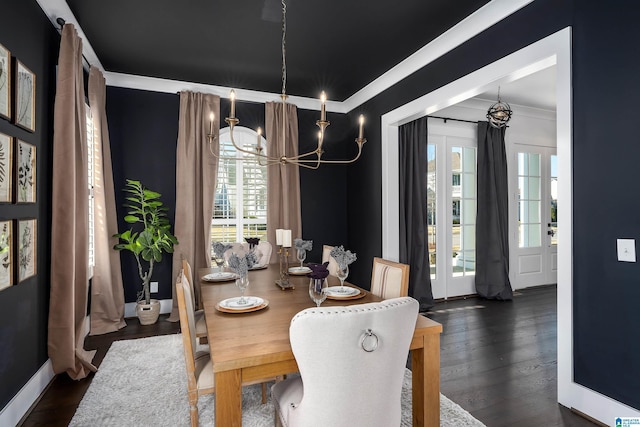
[113,179,178,325]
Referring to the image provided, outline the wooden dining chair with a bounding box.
[370,257,410,299]
[272,297,419,427]
[321,244,339,277]
[182,259,208,343]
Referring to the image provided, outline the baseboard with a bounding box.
[0,359,55,427]
[124,298,173,318]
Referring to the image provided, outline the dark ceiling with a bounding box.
[65,0,490,101]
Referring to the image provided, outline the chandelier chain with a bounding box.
[281,0,287,96]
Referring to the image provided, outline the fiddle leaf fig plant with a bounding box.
[113,179,178,304]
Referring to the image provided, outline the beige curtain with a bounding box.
[266,101,302,262]
[88,67,126,335]
[168,92,220,321]
[47,24,96,379]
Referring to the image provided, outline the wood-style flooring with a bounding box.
[20,285,599,426]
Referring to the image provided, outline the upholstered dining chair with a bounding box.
[271,296,419,427]
[254,241,273,265]
[176,272,273,426]
[182,259,207,342]
[370,257,410,300]
[321,244,340,277]
[223,242,248,262]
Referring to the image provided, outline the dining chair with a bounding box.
[223,242,248,262]
[321,244,339,277]
[370,257,410,300]
[271,296,419,427]
[182,259,208,343]
[254,241,273,265]
[176,272,273,426]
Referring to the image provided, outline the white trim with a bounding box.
[124,298,173,318]
[35,0,533,112]
[0,360,55,427]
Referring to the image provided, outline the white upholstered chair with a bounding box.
[271,297,419,427]
[254,241,273,265]
[370,257,410,300]
[182,259,207,341]
[223,242,248,262]
[321,244,340,277]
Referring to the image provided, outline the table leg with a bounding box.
[215,369,242,427]
[411,333,440,427]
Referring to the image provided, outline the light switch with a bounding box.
[151,281,159,293]
[617,239,636,262]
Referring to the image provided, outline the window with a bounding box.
[85,104,96,276]
[212,127,268,244]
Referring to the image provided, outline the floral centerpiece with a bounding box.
[330,245,357,269]
[294,238,313,268]
[228,252,258,304]
[212,241,232,259]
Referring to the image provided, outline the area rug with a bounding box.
[70,334,485,426]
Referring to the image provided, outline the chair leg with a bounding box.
[261,382,267,404]
[187,390,199,427]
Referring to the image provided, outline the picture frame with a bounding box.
[0,220,13,291]
[17,218,36,283]
[0,43,10,121]
[0,133,12,203]
[16,139,35,203]
[14,59,35,132]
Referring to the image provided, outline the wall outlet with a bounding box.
[150,281,159,293]
[617,239,636,262]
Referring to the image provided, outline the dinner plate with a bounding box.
[325,286,366,300]
[288,266,311,275]
[216,297,269,313]
[201,272,238,282]
[249,264,268,271]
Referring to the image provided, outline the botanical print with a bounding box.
[18,219,36,282]
[17,140,35,203]
[0,133,12,202]
[0,220,12,291]
[16,60,35,132]
[0,43,9,120]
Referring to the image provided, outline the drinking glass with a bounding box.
[236,275,250,305]
[336,265,349,293]
[296,249,306,268]
[309,278,328,307]
[214,256,225,272]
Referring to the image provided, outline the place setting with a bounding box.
[289,238,312,275]
[215,252,269,314]
[324,245,364,300]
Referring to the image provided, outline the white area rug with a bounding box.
[70,334,485,426]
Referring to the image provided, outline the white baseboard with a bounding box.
[0,359,55,427]
[124,298,173,318]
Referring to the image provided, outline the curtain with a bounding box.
[47,24,96,379]
[475,121,513,300]
[399,117,434,311]
[266,101,302,261]
[87,67,126,335]
[168,92,220,321]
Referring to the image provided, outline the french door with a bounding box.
[427,122,477,299]
[510,145,557,288]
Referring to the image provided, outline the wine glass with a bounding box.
[296,248,306,269]
[309,278,328,307]
[336,265,349,293]
[214,255,225,272]
[236,275,250,305]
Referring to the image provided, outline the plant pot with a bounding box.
[136,299,161,325]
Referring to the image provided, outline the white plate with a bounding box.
[249,264,268,270]
[289,266,311,275]
[202,272,238,282]
[325,286,359,297]
[219,296,264,310]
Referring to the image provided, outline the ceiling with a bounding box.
[42,0,555,111]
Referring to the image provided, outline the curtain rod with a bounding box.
[427,115,478,124]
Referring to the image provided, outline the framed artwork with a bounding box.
[0,220,13,291]
[15,59,35,132]
[0,43,9,120]
[0,133,12,202]
[18,218,36,282]
[16,140,35,203]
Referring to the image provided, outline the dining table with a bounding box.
[199,265,443,427]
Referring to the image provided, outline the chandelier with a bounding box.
[207,0,366,169]
[486,87,512,128]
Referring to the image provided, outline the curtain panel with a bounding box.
[475,121,513,300]
[266,101,302,262]
[87,66,126,335]
[398,117,434,311]
[48,24,96,379]
[169,92,220,321]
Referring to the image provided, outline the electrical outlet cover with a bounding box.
[617,239,636,262]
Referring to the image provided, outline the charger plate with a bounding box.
[216,297,269,313]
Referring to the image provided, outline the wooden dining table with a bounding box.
[199,265,442,427]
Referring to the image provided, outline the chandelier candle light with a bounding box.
[206,0,366,169]
[276,229,293,289]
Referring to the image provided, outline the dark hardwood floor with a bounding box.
[20,285,600,426]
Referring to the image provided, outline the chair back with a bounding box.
[223,242,248,262]
[370,257,410,299]
[254,241,273,265]
[176,270,198,379]
[182,259,197,310]
[287,297,418,426]
[321,244,339,277]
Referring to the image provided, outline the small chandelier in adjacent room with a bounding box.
[486,87,512,128]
